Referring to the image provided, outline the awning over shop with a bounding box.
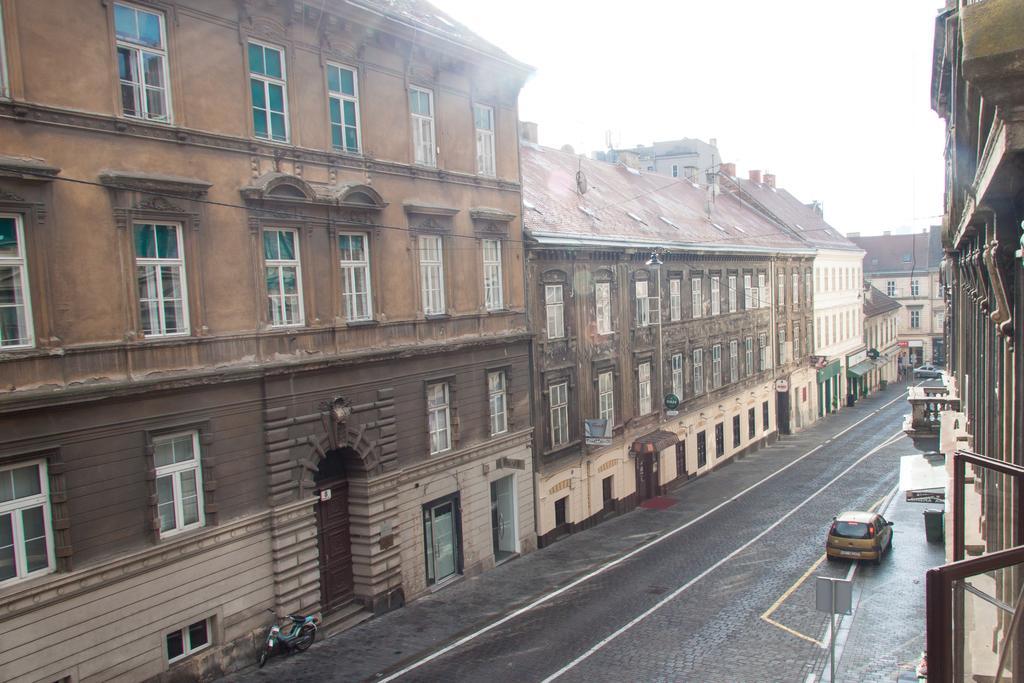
[899,452,946,503]
[817,359,841,384]
[847,359,875,377]
[631,429,679,454]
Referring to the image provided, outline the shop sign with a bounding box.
[847,349,867,367]
[496,457,526,470]
[906,489,945,504]
[775,379,790,393]
[584,418,612,446]
[897,341,909,347]
[909,340,924,348]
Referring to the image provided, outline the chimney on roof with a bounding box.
[749,169,762,184]
[763,172,776,189]
[519,121,538,144]
[720,162,736,177]
[806,200,823,217]
[883,230,891,236]
[616,149,641,170]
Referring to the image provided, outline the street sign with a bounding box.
[815,576,852,615]
[664,394,680,410]
[584,418,612,446]
[906,489,945,504]
[775,379,789,393]
[319,489,332,502]
[867,348,880,360]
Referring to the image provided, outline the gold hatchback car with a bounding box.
[826,511,894,564]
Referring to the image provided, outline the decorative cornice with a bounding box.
[0,155,61,182]
[403,201,460,217]
[99,170,212,198]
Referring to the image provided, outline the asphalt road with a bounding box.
[382,388,920,683]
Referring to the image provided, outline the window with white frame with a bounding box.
[134,223,188,337]
[777,324,786,365]
[744,274,753,309]
[0,214,33,349]
[595,281,611,334]
[263,228,303,327]
[777,271,785,310]
[154,432,204,536]
[911,279,920,297]
[886,280,896,297]
[327,63,360,153]
[691,276,702,318]
[729,340,738,382]
[598,371,614,425]
[792,272,800,308]
[805,270,812,305]
[636,280,650,327]
[671,353,683,398]
[488,371,507,436]
[419,235,445,315]
[728,275,737,313]
[482,239,503,311]
[546,284,564,339]
[248,41,288,142]
[338,233,372,322]
[758,273,768,308]
[0,460,53,583]
[409,87,436,167]
[745,336,754,376]
[759,332,769,370]
[114,2,171,122]
[427,383,451,454]
[166,618,210,664]
[693,348,704,395]
[793,322,801,358]
[549,382,569,447]
[710,276,721,315]
[474,104,496,177]
[669,278,681,321]
[711,344,722,389]
[638,362,652,415]
[910,309,921,328]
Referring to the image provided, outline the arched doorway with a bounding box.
[314,448,356,613]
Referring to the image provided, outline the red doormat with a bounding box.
[640,496,678,510]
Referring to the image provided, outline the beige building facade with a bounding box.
[0,1,533,681]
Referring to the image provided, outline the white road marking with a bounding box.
[541,431,907,682]
[375,392,912,683]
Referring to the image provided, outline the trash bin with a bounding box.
[846,394,855,407]
[923,509,944,543]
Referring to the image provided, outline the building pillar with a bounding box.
[347,474,404,614]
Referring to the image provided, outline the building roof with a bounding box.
[349,0,531,72]
[520,145,811,255]
[863,284,902,318]
[724,176,863,252]
[848,226,943,274]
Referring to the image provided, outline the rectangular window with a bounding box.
[693,348,704,395]
[805,270,812,305]
[638,362,652,415]
[263,228,303,327]
[729,340,738,383]
[777,324,786,365]
[792,272,800,308]
[762,401,770,431]
[0,460,53,583]
[154,432,204,536]
[550,382,569,447]
[732,415,741,448]
[115,2,170,122]
[711,344,722,389]
[595,282,611,334]
[744,274,753,309]
[427,383,451,454]
[745,337,754,377]
[910,309,921,328]
[715,423,724,458]
[0,215,33,348]
[697,431,707,468]
[911,279,920,297]
[474,104,496,177]
[636,280,650,327]
[748,407,756,439]
[669,278,681,321]
[419,235,445,315]
[691,277,702,318]
[248,41,288,142]
[409,87,436,167]
[338,233,372,322]
[488,371,507,436]
[546,285,564,339]
[886,280,896,297]
[482,239,503,311]
[671,164,679,178]
[166,618,210,664]
[710,276,720,315]
[793,322,801,359]
[671,353,683,399]
[598,371,614,425]
[758,273,767,308]
[728,275,737,313]
[134,223,188,337]
[758,332,768,370]
[327,63,360,153]
[777,271,785,310]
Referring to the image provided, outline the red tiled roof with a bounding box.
[849,227,943,274]
[521,145,809,254]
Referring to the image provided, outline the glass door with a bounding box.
[490,476,517,562]
[424,496,460,585]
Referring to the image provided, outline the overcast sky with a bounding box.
[431,0,946,237]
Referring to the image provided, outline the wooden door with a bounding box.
[315,479,354,613]
[636,453,657,502]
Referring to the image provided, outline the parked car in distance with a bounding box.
[913,364,943,379]
[826,511,894,564]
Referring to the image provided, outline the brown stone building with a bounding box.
[521,141,814,545]
[0,1,533,680]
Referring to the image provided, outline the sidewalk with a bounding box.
[222,387,911,683]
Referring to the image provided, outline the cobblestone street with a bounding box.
[222,381,944,683]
